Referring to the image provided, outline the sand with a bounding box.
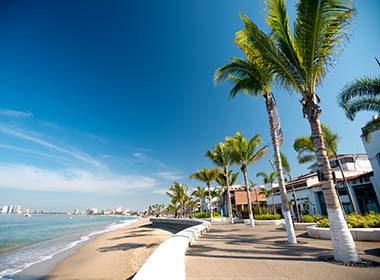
[47,219,183,280]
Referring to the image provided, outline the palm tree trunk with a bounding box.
[266,94,297,243]
[224,166,234,223]
[308,116,360,263]
[242,166,255,227]
[254,187,262,215]
[334,152,358,214]
[288,174,301,222]
[207,182,214,223]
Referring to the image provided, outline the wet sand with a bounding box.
[45,219,185,280]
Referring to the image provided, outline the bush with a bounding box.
[194,212,221,219]
[254,213,281,220]
[316,212,380,228]
[300,215,314,223]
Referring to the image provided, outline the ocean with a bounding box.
[0,214,137,279]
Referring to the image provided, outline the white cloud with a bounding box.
[0,124,103,168]
[0,163,157,193]
[156,171,183,181]
[153,189,169,195]
[0,109,33,118]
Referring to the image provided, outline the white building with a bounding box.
[361,116,380,205]
[1,206,9,214]
[269,154,378,217]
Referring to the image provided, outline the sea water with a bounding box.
[0,214,137,279]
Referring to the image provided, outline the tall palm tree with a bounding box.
[225,132,267,227]
[294,124,357,213]
[190,168,218,221]
[235,0,360,262]
[338,76,380,120]
[206,143,234,223]
[216,169,239,220]
[280,152,301,221]
[249,179,262,215]
[167,182,189,218]
[215,44,296,242]
[258,187,273,213]
[256,171,277,214]
[191,186,207,213]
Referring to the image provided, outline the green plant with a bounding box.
[316,212,380,228]
[254,213,281,220]
[300,215,314,223]
[194,212,221,219]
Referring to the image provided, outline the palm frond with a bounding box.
[236,14,304,93]
[294,0,355,88]
[338,76,380,120]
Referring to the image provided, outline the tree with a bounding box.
[190,168,218,221]
[280,152,301,221]
[256,171,277,214]
[216,169,239,219]
[225,132,267,227]
[338,76,380,120]
[191,186,207,213]
[206,142,234,223]
[236,0,359,262]
[166,182,189,218]
[258,187,273,213]
[249,179,262,215]
[215,42,296,242]
[294,124,357,213]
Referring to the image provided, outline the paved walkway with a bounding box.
[186,223,380,280]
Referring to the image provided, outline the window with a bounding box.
[377,153,380,168]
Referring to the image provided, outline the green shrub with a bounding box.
[312,214,323,222]
[253,205,267,215]
[316,212,380,228]
[301,215,314,223]
[194,212,221,219]
[254,213,281,220]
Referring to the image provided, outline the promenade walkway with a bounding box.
[186,223,380,280]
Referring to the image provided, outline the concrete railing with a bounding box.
[133,218,210,280]
[307,225,380,241]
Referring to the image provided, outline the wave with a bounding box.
[0,218,138,280]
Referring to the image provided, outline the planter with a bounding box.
[234,218,283,225]
[255,219,283,225]
[306,225,380,241]
[281,222,316,230]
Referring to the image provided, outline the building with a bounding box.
[1,206,8,214]
[361,116,380,204]
[269,154,379,218]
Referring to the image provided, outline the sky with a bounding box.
[0,0,379,211]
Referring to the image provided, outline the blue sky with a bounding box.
[0,0,379,211]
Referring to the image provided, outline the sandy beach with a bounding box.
[45,219,184,280]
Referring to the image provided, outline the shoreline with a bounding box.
[12,218,141,280]
[15,219,185,280]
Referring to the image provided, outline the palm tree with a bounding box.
[338,76,380,121]
[294,124,357,214]
[249,179,262,215]
[190,168,218,221]
[236,0,359,262]
[256,171,277,214]
[215,43,296,242]
[258,187,273,213]
[225,132,267,227]
[216,169,239,219]
[191,186,207,213]
[167,182,189,218]
[280,152,301,222]
[206,143,234,223]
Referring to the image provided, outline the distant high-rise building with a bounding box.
[13,205,21,214]
[1,206,8,214]
[8,205,14,214]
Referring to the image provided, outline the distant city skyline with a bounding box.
[0,0,379,211]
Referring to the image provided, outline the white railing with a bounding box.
[133,218,210,280]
